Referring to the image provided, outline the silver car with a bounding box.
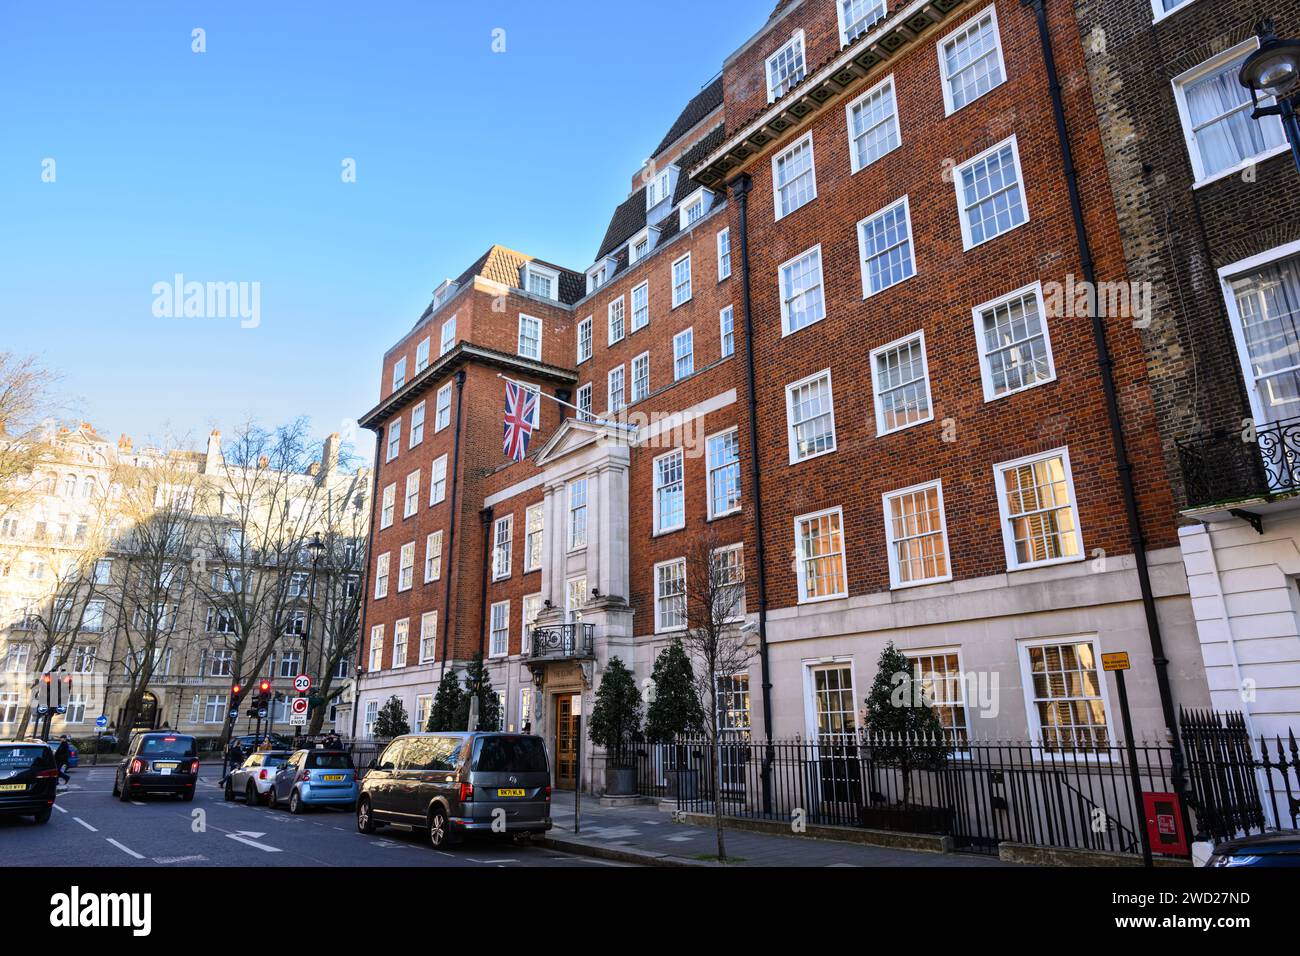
[224,751,292,805]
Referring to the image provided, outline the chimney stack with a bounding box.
[204,430,223,472]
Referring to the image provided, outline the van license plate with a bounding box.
[497,789,525,798]
[0,784,25,792]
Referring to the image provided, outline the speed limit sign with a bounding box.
[291,697,309,716]
[294,674,312,693]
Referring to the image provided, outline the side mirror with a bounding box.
[367,758,377,770]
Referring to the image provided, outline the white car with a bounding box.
[224,751,292,805]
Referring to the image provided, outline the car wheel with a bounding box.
[112,778,120,798]
[428,806,458,849]
[224,780,235,802]
[182,791,194,802]
[33,807,51,825]
[246,783,258,806]
[118,780,131,802]
[356,797,376,834]
[289,791,304,815]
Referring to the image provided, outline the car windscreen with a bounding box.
[138,736,197,758]
[262,754,291,767]
[0,746,52,772]
[305,752,354,770]
[472,737,548,774]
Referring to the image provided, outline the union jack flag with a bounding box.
[502,380,539,462]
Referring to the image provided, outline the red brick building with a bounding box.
[356,0,1211,788]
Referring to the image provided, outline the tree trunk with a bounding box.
[15,702,32,740]
[712,734,727,862]
[306,674,336,736]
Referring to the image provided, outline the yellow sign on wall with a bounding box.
[1102,652,1131,672]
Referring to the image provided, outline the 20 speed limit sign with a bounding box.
[293,674,312,693]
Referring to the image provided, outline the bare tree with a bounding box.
[193,420,336,747]
[103,449,203,750]
[306,471,368,735]
[0,353,57,523]
[9,511,115,739]
[681,529,753,863]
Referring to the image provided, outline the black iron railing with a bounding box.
[1181,708,1300,842]
[528,623,595,660]
[1177,416,1300,508]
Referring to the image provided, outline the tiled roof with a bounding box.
[416,245,585,319]
[596,188,649,262]
[650,76,725,159]
[672,125,728,205]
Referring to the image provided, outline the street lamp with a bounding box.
[1240,19,1300,174]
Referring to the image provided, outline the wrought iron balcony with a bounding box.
[528,623,595,661]
[1177,416,1300,510]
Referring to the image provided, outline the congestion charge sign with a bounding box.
[291,697,309,716]
[293,675,311,693]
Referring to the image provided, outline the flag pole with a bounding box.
[496,373,634,433]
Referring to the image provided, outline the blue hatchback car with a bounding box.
[269,749,358,813]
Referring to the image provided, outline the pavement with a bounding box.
[544,791,1017,867]
[3,762,623,868]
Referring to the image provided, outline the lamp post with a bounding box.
[1239,19,1300,175]
[301,532,325,734]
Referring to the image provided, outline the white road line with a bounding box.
[106,838,144,860]
[73,817,98,832]
[225,832,282,853]
[52,804,67,814]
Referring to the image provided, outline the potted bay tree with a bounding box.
[588,656,642,796]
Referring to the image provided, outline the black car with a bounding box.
[113,733,200,802]
[231,733,294,753]
[1208,830,1300,867]
[0,742,59,823]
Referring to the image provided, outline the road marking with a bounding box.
[130,801,145,806]
[225,831,282,853]
[106,838,144,860]
[73,817,98,832]
[153,855,208,865]
[53,804,67,814]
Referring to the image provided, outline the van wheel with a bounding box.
[33,808,51,824]
[356,797,377,834]
[428,806,459,849]
[182,791,194,803]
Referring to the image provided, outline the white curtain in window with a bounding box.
[1234,253,1300,422]
[1185,60,1284,176]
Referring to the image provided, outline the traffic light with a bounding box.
[258,680,271,695]
[232,682,242,697]
[62,675,73,686]
[41,673,51,685]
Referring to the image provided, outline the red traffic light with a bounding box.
[258,680,271,694]
[232,683,242,696]
[63,675,73,685]
[42,673,51,685]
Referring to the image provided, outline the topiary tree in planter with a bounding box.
[373,695,410,739]
[588,656,642,795]
[863,642,951,814]
[426,668,465,732]
[645,637,704,741]
[456,653,501,731]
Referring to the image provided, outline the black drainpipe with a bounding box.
[1026,0,1183,760]
[350,432,384,742]
[439,369,468,678]
[729,172,775,815]
[477,506,494,660]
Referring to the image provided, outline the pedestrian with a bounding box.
[222,737,244,784]
[53,736,72,784]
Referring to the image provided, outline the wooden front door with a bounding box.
[554,695,578,790]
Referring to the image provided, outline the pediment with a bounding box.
[534,417,630,468]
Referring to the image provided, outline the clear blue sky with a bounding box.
[0,1,760,458]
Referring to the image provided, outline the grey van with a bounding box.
[356,733,552,849]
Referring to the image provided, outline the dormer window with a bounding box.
[432,279,458,309]
[586,255,619,294]
[679,187,714,231]
[838,0,886,45]
[766,31,806,102]
[628,227,659,265]
[646,168,674,209]
[522,262,561,301]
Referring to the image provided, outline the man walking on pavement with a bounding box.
[53,736,72,785]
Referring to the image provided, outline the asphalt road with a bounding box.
[2,763,626,868]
